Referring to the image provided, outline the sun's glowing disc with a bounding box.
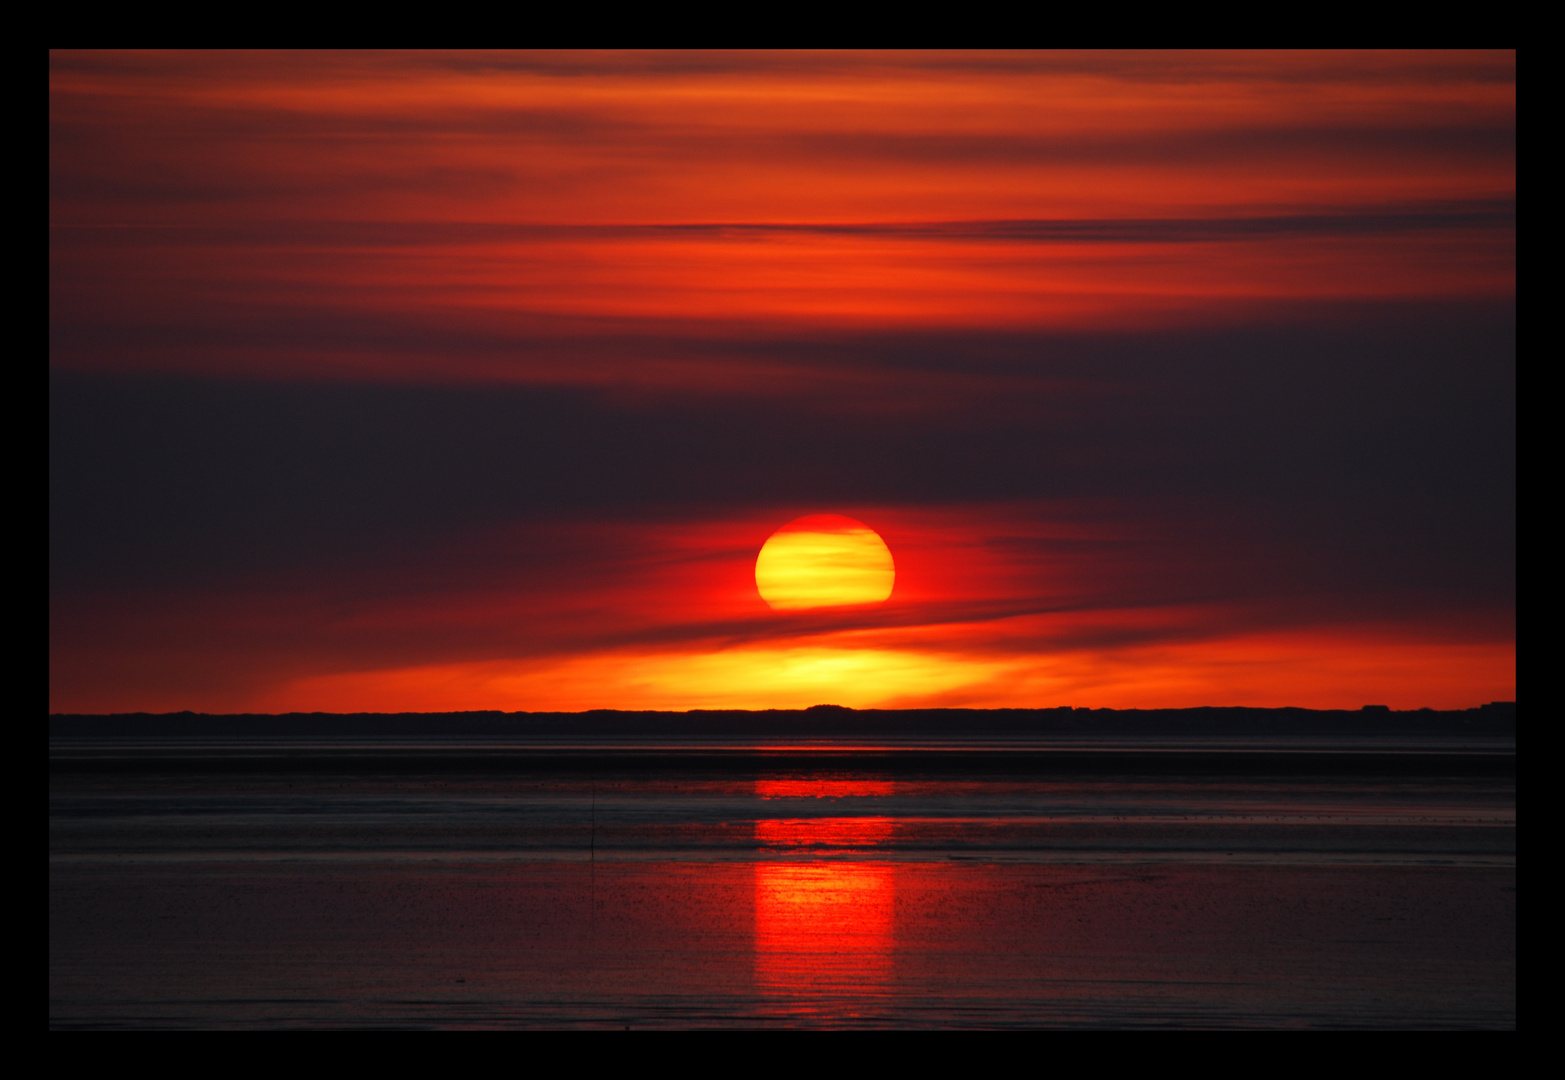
[755,515,895,610]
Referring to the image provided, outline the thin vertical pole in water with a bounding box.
[589,778,597,937]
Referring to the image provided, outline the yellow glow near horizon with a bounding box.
[755,515,895,610]
[265,641,1012,713]
[252,626,1517,715]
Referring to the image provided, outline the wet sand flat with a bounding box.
[49,742,1515,1028]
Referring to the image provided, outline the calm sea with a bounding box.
[50,738,1515,1028]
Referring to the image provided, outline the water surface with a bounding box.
[50,738,1515,1028]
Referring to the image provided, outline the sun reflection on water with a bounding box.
[753,778,896,1006]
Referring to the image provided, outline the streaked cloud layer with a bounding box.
[49,52,1514,712]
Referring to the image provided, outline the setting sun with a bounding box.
[755,515,896,610]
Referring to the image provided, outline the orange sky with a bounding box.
[48,502,1514,713]
[51,51,1513,380]
[48,52,1515,713]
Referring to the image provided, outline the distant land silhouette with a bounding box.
[50,703,1515,740]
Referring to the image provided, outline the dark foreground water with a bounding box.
[50,739,1515,1028]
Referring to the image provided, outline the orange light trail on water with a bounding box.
[753,777,897,1001]
[755,862,895,999]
